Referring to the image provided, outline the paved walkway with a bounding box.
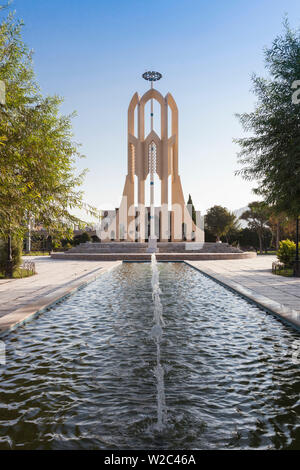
[0,257,121,333]
[187,255,300,330]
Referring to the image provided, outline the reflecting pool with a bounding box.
[0,263,299,449]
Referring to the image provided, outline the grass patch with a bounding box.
[258,251,277,255]
[22,251,50,256]
[273,268,293,277]
[0,268,36,279]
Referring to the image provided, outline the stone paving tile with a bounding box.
[186,255,300,314]
[0,256,120,319]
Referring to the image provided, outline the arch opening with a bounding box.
[134,105,138,138]
[168,105,172,138]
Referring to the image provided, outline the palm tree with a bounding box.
[240,202,271,254]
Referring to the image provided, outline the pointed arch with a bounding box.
[139,88,167,140]
[166,92,178,137]
[140,88,165,108]
[145,130,162,178]
[128,92,140,136]
[144,129,161,147]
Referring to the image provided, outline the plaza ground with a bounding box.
[187,256,300,330]
[0,257,121,333]
[0,255,299,334]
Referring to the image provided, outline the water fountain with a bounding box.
[144,72,166,429]
[1,262,300,449]
[150,252,167,431]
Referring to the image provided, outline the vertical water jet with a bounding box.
[150,253,167,431]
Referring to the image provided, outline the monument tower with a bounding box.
[114,72,204,243]
[53,75,251,259]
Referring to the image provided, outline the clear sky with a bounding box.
[11,0,300,216]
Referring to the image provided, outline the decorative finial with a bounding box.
[142,71,162,82]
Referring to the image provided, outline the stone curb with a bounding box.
[185,261,300,333]
[51,252,257,261]
[0,261,121,336]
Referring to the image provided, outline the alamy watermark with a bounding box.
[291,339,300,365]
[291,80,300,104]
[93,201,205,242]
[0,80,6,105]
[0,341,6,366]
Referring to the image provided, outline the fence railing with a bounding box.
[17,261,36,278]
[272,261,285,274]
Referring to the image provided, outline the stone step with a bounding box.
[67,242,242,254]
[69,246,148,253]
[51,252,256,261]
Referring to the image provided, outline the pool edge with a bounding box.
[0,261,122,337]
[2,258,299,336]
[185,261,300,333]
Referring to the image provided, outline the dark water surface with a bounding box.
[0,263,299,449]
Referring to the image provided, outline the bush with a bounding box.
[276,239,299,267]
[53,240,62,250]
[61,237,73,248]
[73,231,91,245]
[0,238,23,275]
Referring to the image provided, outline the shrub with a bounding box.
[61,237,73,248]
[52,240,62,252]
[73,231,91,245]
[276,239,299,267]
[0,238,23,275]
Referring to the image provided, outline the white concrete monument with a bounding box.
[106,72,204,244]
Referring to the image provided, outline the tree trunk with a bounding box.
[276,223,280,251]
[258,234,263,255]
[5,234,13,278]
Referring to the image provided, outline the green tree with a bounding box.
[277,239,299,267]
[235,20,300,271]
[240,202,271,254]
[0,7,95,275]
[73,231,91,246]
[187,194,196,224]
[235,20,300,216]
[205,205,237,242]
[222,216,241,244]
[0,237,22,274]
[236,227,260,251]
[267,211,289,250]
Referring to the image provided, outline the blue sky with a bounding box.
[10,0,300,216]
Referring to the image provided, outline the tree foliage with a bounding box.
[277,239,299,267]
[235,19,300,217]
[205,205,237,242]
[73,231,91,246]
[0,7,94,243]
[240,201,271,254]
[0,236,22,273]
[187,194,196,224]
